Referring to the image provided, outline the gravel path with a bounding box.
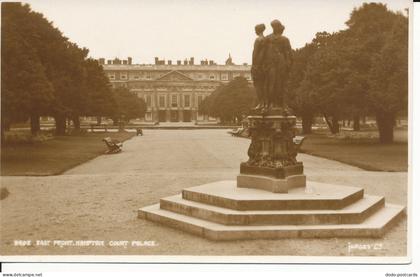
[0,129,407,257]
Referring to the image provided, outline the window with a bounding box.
[120,73,127,80]
[198,95,203,106]
[171,95,178,107]
[233,72,240,79]
[134,75,139,79]
[159,95,165,108]
[108,73,115,80]
[209,74,215,80]
[184,95,190,107]
[221,73,228,81]
[245,74,251,80]
[146,95,152,107]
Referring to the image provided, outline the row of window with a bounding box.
[107,72,251,81]
[141,94,206,108]
[132,85,217,91]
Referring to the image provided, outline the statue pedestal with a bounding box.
[138,108,405,240]
[238,113,306,192]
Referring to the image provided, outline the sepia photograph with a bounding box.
[0,0,414,267]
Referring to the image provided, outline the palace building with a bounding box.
[100,55,251,123]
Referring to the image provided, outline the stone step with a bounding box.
[138,203,405,240]
[160,194,385,225]
[182,181,364,211]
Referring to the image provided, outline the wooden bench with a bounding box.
[228,128,244,137]
[102,137,123,154]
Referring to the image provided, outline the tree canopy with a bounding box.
[199,77,256,124]
[287,3,408,142]
[1,3,115,137]
[112,88,147,123]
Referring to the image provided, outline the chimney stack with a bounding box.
[128,57,132,65]
[189,57,194,65]
[107,60,112,65]
[98,58,105,65]
[184,59,188,65]
[177,60,182,65]
[167,60,172,65]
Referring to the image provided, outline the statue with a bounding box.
[244,19,300,171]
[264,20,292,110]
[252,20,292,112]
[251,24,267,109]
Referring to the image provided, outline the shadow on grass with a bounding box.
[300,132,408,172]
[1,131,136,176]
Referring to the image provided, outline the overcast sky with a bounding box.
[26,0,410,65]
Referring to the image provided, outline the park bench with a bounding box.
[102,137,123,154]
[228,127,244,137]
[293,135,306,152]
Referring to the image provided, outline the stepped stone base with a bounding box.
[138,181,405,240]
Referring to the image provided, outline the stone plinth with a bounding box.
[138,181,405,240]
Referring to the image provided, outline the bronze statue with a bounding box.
[264,20,292,109]
[252,20,292,111]
[251,24,267,109]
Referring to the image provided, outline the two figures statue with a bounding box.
[252,20,292,113]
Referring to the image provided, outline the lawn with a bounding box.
[300,129,408,172]
[1,131,135,176]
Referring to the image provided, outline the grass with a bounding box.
[300,129,408,172]
[1,131,136,176]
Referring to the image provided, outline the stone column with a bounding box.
[152,109,159,122]
[166,109,170,122]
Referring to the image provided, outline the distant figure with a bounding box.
[263,20,293,109]
[251,23,267,109]
[136,128,143,136]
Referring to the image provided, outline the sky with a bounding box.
[25,0,410,65]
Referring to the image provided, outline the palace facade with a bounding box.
[100,56,251,123]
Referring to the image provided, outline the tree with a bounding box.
[199,77,256,124]
[1,3,55,138]
[82,59,116,121]
[346,3,408,143]
[2,3,119,136]
[287,43,317,134]
[11,3,74,135]
[367,14,408,143]
[297,31,352,134]
[112,88,146,123]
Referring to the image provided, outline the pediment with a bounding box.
[156,71,193,81]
